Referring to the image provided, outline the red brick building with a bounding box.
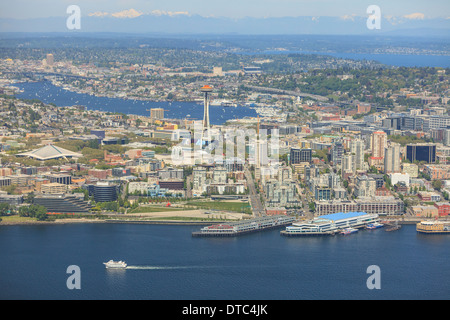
[434,202,450,217]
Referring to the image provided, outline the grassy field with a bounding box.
[184,201,251,213]
[128,206,186,214]
[0,215,37,223]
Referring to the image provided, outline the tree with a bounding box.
[35,210,48,221]
[432,180,442,191]
[0,203,11,216]
[18,204,47,219]
[25,192,35,204]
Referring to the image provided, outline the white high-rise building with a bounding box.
[193,167,207,192]
[350,139,365,171]
[342,154,355,173]
[213,167,227,184]
[444,129,450,146]
[384,143,401,174]
[355,175,377,198]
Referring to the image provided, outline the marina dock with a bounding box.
[280,230,335,236]
[192,215,296,237]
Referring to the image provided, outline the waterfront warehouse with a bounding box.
[281,211,379,236]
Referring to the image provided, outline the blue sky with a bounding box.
[1,0,449,19]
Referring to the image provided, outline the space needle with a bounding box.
[200,85,213,145]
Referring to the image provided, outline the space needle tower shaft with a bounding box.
[200,85,213,144]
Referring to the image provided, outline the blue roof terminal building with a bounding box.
[282,211,380,236]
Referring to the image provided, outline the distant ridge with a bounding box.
[0,14,449,36]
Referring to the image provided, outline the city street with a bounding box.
[244,166,265,217]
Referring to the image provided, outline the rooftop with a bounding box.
[318,211,369,222]
[16,144,83,161]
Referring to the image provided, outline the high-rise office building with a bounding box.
[46,173,72,185]
[92,182,119,202]
[290,148,312,164]
[406,144,436,163]
[331,141,344,165]
[46,53,54,66]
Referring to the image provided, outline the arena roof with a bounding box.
[16,144,83,161]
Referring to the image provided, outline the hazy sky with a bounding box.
[1,0,449,19]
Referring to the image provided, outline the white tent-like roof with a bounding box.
[16,144,83,161]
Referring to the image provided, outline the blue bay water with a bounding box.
[0,224,448,300]
[11,81,258,126]
[241,50,450,68]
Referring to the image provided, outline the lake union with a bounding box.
[0,223,448,300]
[12,81,258,126]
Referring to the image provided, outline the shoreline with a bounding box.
[0,217,233,227]
[0,216,443,227]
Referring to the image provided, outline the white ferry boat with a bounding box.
[366,222,384,230]
[103,260,127,269]
[340,227,358,235]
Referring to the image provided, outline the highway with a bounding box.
[225,82,328,102]
[244,165,265,217]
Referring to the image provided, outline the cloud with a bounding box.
[111,9,143,18]
[403,13,425,20]
[88,11,110,17]
[340,14,356,21]
[150,10,190,17]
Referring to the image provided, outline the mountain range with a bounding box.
[1,9,449,36]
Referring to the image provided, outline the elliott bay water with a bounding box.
[0,223,448,300]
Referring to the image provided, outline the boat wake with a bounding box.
[125,265,206,270]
